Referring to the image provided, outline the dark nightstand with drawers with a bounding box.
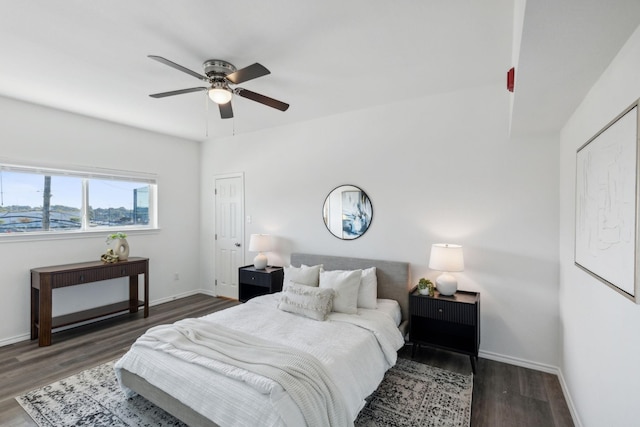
[409,288,480,373]
[238,265,284,302]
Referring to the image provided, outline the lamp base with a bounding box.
[253,253,268,270]
[435,272,457,296]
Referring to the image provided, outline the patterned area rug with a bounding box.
[16,357,472,427]
[355,358,473,427]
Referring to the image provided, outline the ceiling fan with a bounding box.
[148,55,289,119]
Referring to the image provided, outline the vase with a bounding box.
[111,238,129,261]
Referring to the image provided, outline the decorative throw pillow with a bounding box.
[358,267,378,309]
[283,264,322,290]
[319,268,362,314]
[278,282,335,321]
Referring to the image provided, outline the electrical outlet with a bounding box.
[174,273,179,280]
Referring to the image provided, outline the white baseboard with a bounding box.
[479,350,582,427]
[479,349,559,374]
[150,288,215,305]
[555,367,583,427]
[0,332,30,347]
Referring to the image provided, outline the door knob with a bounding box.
[235,243,241,247]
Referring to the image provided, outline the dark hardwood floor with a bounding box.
[0,294,574,427]
[401,347,575,427]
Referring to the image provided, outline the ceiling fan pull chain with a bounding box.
[205,90,210,137]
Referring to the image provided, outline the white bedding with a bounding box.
[115,293,405,427]
[375,298,402,327]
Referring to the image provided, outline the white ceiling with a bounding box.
[0,1,638,142]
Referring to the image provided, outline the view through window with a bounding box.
[0,166,155,234]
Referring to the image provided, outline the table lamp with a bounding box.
[428,243,464,296]
[249,234,271,270]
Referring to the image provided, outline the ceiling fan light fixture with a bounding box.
[208,87,232,104]
[148,56,289,118]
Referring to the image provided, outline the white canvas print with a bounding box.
[575,104,638,299]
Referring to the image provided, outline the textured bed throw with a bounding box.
[115,318,351,427]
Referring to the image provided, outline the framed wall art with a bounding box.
[575,99,640,302]
[322,184,373,240]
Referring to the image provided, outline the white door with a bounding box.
[214,174,244,299]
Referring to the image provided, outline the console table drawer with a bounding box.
[411,298,476,325]
[99,262,146,280]
[49,263,146,286]
[52,270,99,287]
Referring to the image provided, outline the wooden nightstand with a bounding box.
[238,265,284,302]
[409,288,480,373]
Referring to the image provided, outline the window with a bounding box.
[0,163,156,235]
[88,179,150,227]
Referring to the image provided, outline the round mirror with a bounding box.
[322,185,373,240]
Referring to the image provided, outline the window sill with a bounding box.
[0,227,160,243]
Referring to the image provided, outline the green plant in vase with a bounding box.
[417,277,434,296]
[106,232,128,242]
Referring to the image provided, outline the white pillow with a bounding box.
[358,267,378,309]
[319,269,362,314]
[278,282,334,321]
[283,264,322,290]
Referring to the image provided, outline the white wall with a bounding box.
[201,84,560,368]
[0,96,202,345]
[559,24,640,427]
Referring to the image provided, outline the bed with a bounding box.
[115,253,410,427]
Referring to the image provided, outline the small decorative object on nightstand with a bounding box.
[238,265,284,302]
[409,287,480,373]
[417,278,434,296]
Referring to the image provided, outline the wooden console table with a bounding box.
[31,257,149,346]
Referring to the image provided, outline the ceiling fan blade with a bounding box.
[235,88,289,111]
[149,87,207,98]
[219,101,233,119]
[148,55,209,82]
[225,63,270,84]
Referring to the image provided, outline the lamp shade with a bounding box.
[249,234,271,270]
[249,234,272,252]
[429,243,464,272]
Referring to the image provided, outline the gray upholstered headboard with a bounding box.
[290,253,410,330]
